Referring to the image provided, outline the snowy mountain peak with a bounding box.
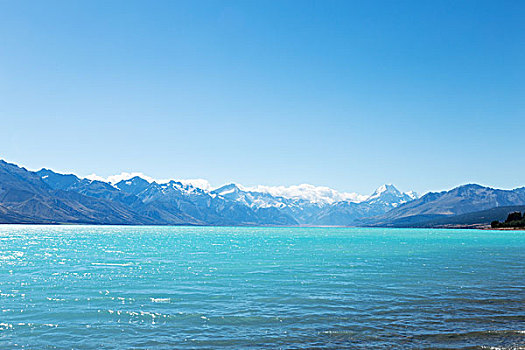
[365,184,419,208]
[369,184,401,199]
[213,183,241,196]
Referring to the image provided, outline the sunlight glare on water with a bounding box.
[0,225,524,349]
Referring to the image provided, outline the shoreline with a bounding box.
[0,222,523,231]
[482,226,525,231]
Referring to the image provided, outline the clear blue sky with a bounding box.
[0,0,523,194]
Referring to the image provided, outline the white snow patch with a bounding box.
[406,191,419,200]
[218,188,236,196]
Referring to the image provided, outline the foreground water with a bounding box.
[0,226,523,349]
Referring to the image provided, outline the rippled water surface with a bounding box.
[0,225,524,349]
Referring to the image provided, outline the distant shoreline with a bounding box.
[482,226,525,231]
[1,222,523,231]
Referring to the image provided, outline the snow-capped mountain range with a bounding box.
[0,160,418,226]
[86,171,409,206]
[2,160,525,227]
[43,168,418,226]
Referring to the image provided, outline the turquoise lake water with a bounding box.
[0,225,523,349]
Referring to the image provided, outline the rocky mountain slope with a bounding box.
[413,205,525,228]
[359,184,525,227]
[0,160,152,224]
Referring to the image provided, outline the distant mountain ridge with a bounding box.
[0,159,419,226]
[0,160,151,225]
[2,159,524,227]
[358,184,525,227]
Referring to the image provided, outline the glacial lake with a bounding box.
[0,225,523,349]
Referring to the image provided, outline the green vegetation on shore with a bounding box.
[491,211,525,228]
